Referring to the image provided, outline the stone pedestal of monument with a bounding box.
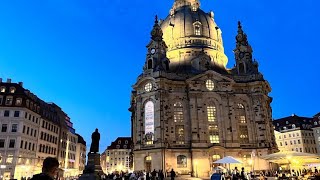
[78,153,103,180]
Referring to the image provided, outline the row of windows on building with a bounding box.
[107,163,130,168]
[40,132,58,144]
[285,147,318,154]
[279,132,314,139]
[0,139,16,148]
[20,140,35,151]
[41,120,59,134]
[0,96,23,107]
[23,125,38,138]
[25,111,39,124]
[1,123,18,133]
[107,151,129,156]
[59,151,76,160]
[143,101,249,144]
[38,144,57,155]
[0,110,21,117]
[279,139,316,146]
[109,157,130,161]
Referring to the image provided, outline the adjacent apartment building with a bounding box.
[0,79,86,180]
[273,114,318,154]
[101,137,132,174]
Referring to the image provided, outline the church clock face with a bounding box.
[151,48,156,54]
[206,79,215,91]
[144,82,153,92]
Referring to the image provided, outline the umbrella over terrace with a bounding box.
[213,156,243,171]
[261,151,320,164]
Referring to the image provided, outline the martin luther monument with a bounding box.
[79,128,103,180]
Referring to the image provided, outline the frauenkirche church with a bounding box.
[130,0,277,177]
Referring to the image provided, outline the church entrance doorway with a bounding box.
[145,156,152,172]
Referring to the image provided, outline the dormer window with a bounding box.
[10,87,16,93]
[0,87,5,93]
[286,121,289,124]
[5,96,13,105]
[193,22,202,36]
[292,124,296,129]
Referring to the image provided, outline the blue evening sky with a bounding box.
[0,0,319,151]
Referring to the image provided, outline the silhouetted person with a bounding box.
[170,169,176,180]
[159,170,164,180]
[30,157,59,180]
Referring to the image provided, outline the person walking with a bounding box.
[158,170,164,180]
[170,169,176,180]
[30,157,59,180]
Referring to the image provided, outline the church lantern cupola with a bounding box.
[234,21,259,75]
[143,16,170,73]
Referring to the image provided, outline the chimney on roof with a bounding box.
[18,82,23,87]
[7,78,11,83]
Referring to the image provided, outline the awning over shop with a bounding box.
[261,151,320,165]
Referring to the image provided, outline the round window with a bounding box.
[206,80,215,91]
[144,82,152,92]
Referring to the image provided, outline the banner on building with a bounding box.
[145,101,154,140]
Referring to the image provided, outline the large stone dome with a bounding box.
[160,0,228,71]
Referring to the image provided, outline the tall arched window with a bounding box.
[193,22,202,36]
[207,105,219,144]
[236,103,249,143]
[174,102,184,144]
[174,102,183,123]
[145,101,154,145]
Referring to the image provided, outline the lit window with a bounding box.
[5,96,13,105]
[15,98,22,106]
[10,87,16,93]
[239,116,246,124]
[192,6,197,11]
[0,87,5,93]
[6,155,13,163]
[194,24,201,35]
[144,82,152,92]
[209,125,219,143]
[209,135,219,144]
[207,106,216,122]
[174,102,184,123]
[292,124,296,128]
[175,125,185,144]
[212,155,221,161]
[206,80,214,91]
[145,156,152,161]
[239,126,249,143]
[238,104,244,109]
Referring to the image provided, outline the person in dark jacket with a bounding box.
[170,169,176,180]
[30,157,59,180]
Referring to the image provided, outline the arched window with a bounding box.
[212,155,221,161]
[177,155,187,168]
[174,102,183,123]
[145,101,154,145]
[236,103,249,143]
[193,22,201,36]
[207,104,219,144]
[147,59,153,69]
[207,106,216,122]
[174,102,184,144]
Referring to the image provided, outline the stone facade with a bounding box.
[130,0,277,177]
